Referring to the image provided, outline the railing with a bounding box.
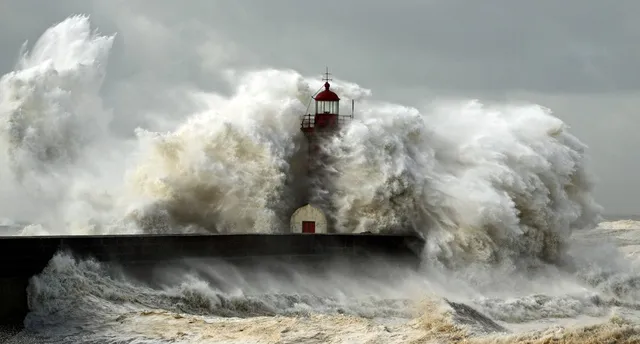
[337,115,352,126]
[301,113,314,129]
[300,113,353,130]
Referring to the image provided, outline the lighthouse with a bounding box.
[290,68,354,234]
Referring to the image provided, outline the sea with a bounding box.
[1,15,640,343]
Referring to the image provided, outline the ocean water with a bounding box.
[3,221,640,343]
[1,15,639,343]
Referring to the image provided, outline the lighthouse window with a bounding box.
[316,101,339,114]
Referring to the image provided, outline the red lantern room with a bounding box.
[313,81,340,128]
[299,67,355,174]
[301,68,353,134]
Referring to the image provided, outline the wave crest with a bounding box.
[0,15,602,270]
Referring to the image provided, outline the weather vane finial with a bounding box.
[322,67,332,83]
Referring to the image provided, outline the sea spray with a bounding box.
[327,100,602,270]
[126,70,308,233]
[0,14,114,180]
[0,15,129,234]
[0,16,602,269]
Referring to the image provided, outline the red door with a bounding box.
[302,221,316,233]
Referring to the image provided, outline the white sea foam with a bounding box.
[598,219,640,230]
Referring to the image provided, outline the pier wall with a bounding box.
[0,233,424,327]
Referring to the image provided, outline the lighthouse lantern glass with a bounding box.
[316,100,339,115]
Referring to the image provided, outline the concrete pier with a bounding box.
[0,233,424,327]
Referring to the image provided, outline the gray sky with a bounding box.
[1,0,639,215]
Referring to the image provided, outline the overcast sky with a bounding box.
[1,0,639,215]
